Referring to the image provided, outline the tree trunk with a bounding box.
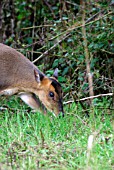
[81,0,94,104]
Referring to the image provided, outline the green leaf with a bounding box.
[62,67,69,76]
[52,59,59,68]
[58,76,66,82]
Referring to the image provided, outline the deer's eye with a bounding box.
[49,91,54,98]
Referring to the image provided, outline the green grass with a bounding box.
[0,97,114,170]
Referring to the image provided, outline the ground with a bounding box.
[0,96,113,170]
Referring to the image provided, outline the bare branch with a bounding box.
[32,11,112,64]
[22,25,53,30]
[32,34,70,63]
[64,93,113,104]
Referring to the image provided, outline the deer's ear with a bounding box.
[34,69,44,83]
[53,68,59,79]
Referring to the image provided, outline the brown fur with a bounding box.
[0,43,64,116]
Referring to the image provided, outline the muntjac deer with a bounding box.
[0,43,64,117]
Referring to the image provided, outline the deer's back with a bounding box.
[0,43,36,90]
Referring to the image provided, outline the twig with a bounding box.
[85,9,105,23]
[49,11,113,41]
[26,50,42,54]
[32,34,70,63]
[77,93,113,101]
[101,49,114,55]
[32,10,112,63]
[43,0,56,19]
[66,1,79,7]
[22,25,53,30]
[64,93,113,104]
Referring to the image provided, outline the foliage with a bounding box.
[1,0,113,104]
